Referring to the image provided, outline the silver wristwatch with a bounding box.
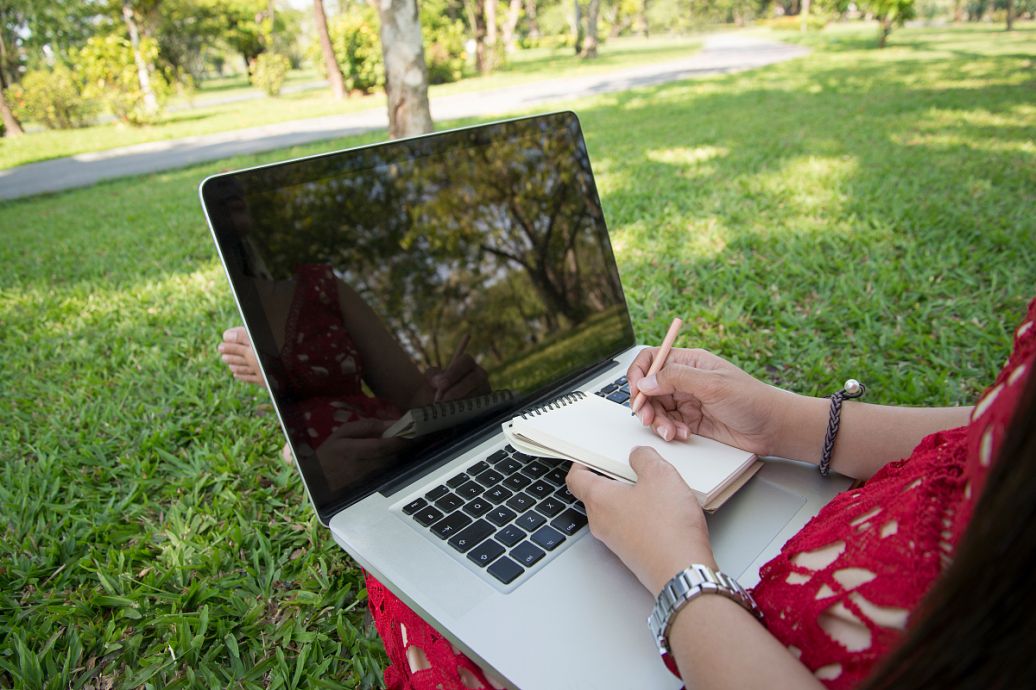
[648,563,763,676]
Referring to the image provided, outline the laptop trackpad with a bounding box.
[707,478,806,579]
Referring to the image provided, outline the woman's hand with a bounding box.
[425,354,490,403]
[566,447,716,595]
[629,348,790,457]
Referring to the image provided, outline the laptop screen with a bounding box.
[202,112,635,519]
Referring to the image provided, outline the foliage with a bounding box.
[248,52,291,96]
[760,13,831,30]
[78,34,170,126]
[5,64,96,129]
[329,7,385,94]
[859,0,917,44]
[1,24,1034,688]
[421,0,469,84]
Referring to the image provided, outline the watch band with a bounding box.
[648,563,763,676]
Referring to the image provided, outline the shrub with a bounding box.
[330,8,385,93]
[249,52,291,96]
[7,64,97,129]
[420,0,468,84]
[78,34,169,126]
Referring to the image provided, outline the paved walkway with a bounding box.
[0,34,807,201]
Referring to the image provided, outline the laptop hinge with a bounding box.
[374,356,623,498]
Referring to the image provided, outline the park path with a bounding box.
[0,34,807,201]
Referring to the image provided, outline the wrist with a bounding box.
[648,538,717,596]
[770,393,829,464]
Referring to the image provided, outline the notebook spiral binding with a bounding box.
[519,390,586,419]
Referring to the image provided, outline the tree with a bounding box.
[122,1,159,115]
[858,0,915,46]
[1006,0,1014,29]
[501,0,521,53]
[465,0,490,73]
[581,0,600,57]
[371,0,433,138]
[314,0,346,98]
[0,87,23,136]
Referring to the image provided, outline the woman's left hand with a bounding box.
[426,354,490,402]
[566,447,717,595]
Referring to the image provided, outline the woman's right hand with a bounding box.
[629,348,791,457]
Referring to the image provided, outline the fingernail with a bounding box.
[662,427,674,442]
[638,374,658,392]
[636,409,647,424]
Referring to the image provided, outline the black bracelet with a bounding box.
[819,379,866,477]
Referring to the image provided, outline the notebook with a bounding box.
[502,391,760,510]
[382,390,517,439]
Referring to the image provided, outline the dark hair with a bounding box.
[861,366,1036,690]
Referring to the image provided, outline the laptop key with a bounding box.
[483,485,513,504]
[414,506,444,527]
[551,508,589,535]
[431,511,471,539]
[535,497,566,518]
[487,556,524,585]
[486,506,517,527]
[496,458,522,475]
[530,525,566,551]
[467,539,505,567]
[463,497,493,518]
[505,491,535,512]
[512,451,535,463]
[511,541,546,567]
[425,484,449,502]
[521,460,551,478]
[526,480,553,500]
[487,449,509,464]
[434,493,464,512]
[448,519,495,553]
[606,390,630,404]
[475,468,504,487]
[446,473,470,489]
[543,467,568,486]
[502,473,532,491]
[402,497,427,515]
[495,524,525,547]
[554,485,577,503]
[455,480,483,500]
[468,460,490,476]
[516,510,546,532]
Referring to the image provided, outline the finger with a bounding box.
[644,363,719,400]
[221,353,248,366]
[629,445,671,480]
[627,347,658,393]
[649,399,677,442]
[674,420,691,441]
[440,354,477,387]
[566,462,619,506]
[223,327,250,346]
[218,341,253,358]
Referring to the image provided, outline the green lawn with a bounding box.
[0,35,702,171]
[2,23,1034,689]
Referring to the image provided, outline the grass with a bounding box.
[0,35,702,171]
[2,22,1035,689]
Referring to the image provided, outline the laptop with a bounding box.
[200,111,849,688]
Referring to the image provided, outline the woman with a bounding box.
[569,297,1035,688]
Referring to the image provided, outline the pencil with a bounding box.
[435,333,470,402]
[630,317,683,416]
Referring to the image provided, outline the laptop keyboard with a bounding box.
[401,376,631,586]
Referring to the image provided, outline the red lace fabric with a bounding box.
[752,297,1036,689]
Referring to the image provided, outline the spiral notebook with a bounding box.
[382,390,516,439]
[502,391,760,511]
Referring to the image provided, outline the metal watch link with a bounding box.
[648,563,763,676]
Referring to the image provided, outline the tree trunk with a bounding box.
[372,0,434,138]
[467,0,490,74]
[571,0,583,55]
[525,0,540,39]
[314,0,347,98]
[878,17,892,47]
[485,0,498,68]
[800,0,811,31]
[1006,0,1014,29]
[638,0,649,37]
[502,0,523,53]
[580,0,599,58]
[0,88,24,137]
[122,1,158,113]
[953,0,963,21]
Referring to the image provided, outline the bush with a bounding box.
[7,64,97,129]
[420,0,468,84]
[78,34,169,126]
[249,52,291,96]
[760,14,831,30]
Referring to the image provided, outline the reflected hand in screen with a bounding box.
[426,353,491,403]
[316,418,406,467]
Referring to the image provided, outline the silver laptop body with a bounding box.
[200,112,849,689]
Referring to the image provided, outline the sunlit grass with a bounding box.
[1,23,1034,689]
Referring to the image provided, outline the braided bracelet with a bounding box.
[819,379,866,477]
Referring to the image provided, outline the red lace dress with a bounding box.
[751,297,1036,689]
[277,265,501,690]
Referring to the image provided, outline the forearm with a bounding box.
[772,393,973,480]
[668,595,823,690]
